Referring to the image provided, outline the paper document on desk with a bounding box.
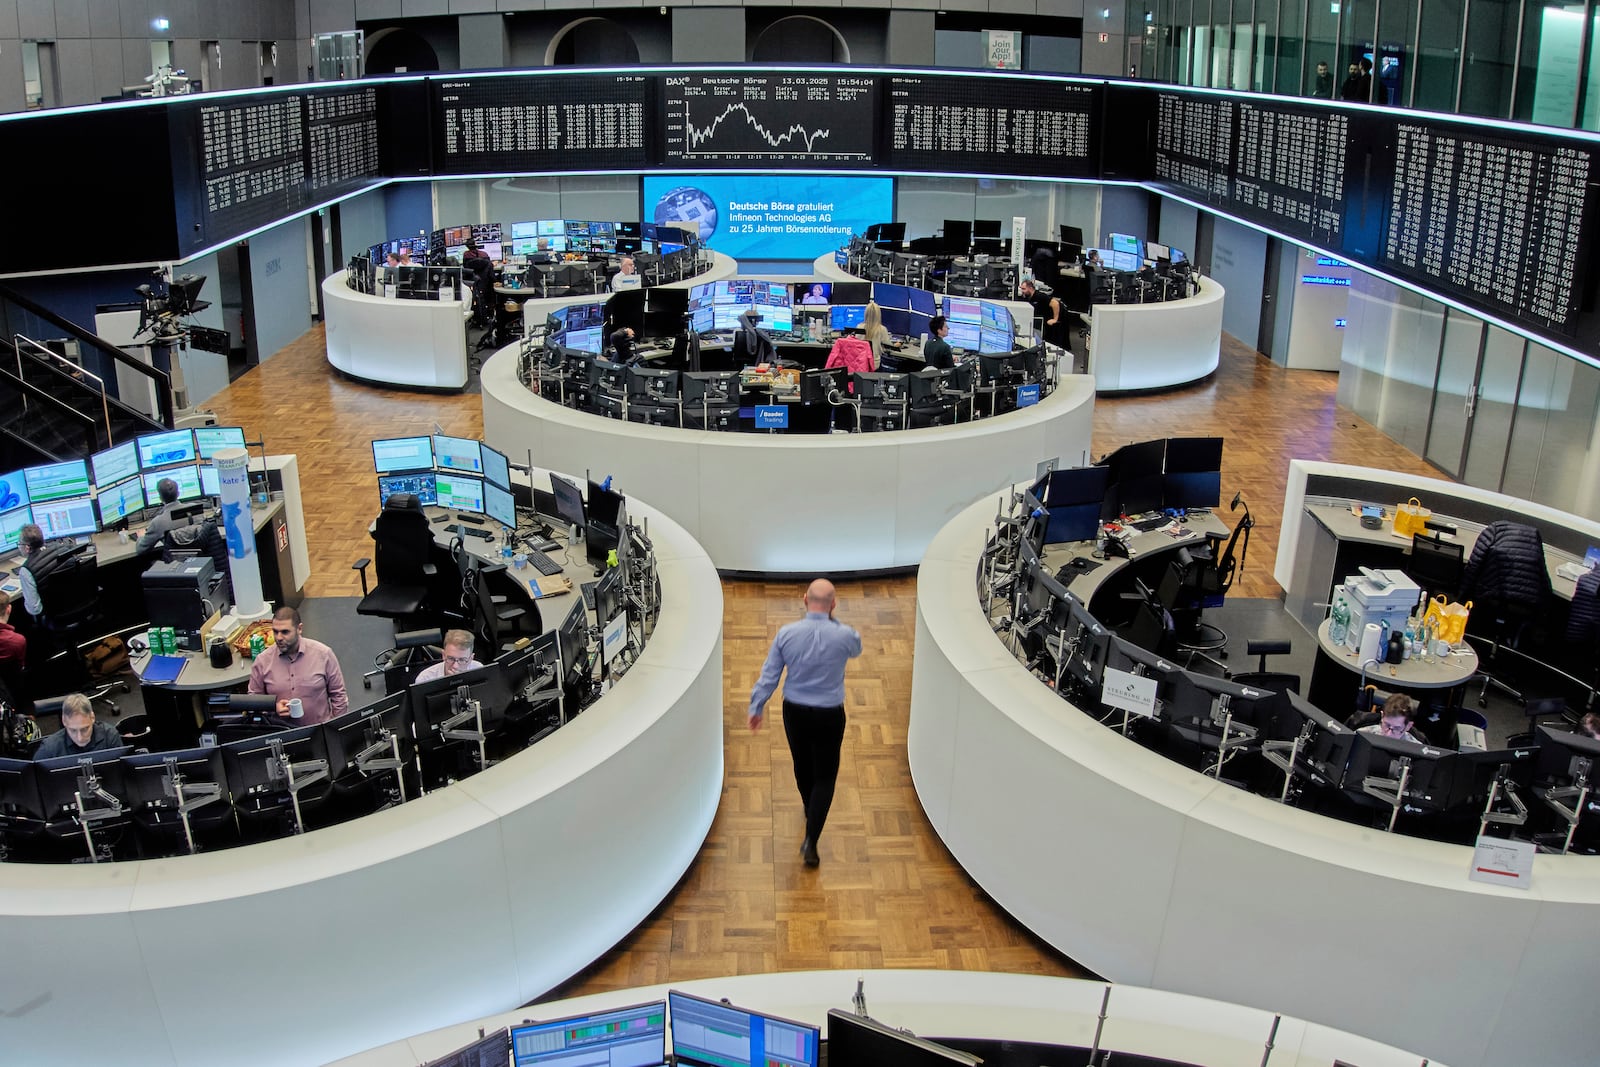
[1468,836,1533,889]
[530,576,573,599]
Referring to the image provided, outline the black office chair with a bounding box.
[33,548,127,715]
[1405,530,1465,601]
[1120,579,1178,659]
[1229,638,1301,694]
[1156,550,1226,675]
[1460,521,1552,707]
[353,492,438,634]
[467,562,540,656]
[1177,491,1254,665]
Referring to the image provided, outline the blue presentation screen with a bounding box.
[644,174,893,261]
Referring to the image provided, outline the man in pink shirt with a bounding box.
[247,606,349,725]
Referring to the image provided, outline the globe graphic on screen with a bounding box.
[653,187,718,243]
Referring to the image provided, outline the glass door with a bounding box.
[1423,309,1484,477]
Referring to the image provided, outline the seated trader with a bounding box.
[1581,712,1600,740]
[1359,694,1426,744]
[610,326,637,364]
[861,301,890,366]
[135,477,186,557]
[248,606,349,726]
[0,591,26,670]
[922,315,955,370]
[33,693,123,760]
[414,629,484,684]
[611,255,643,291]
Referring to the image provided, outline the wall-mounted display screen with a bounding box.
[661,72,877,166]
[884,74,1098,178]
[432,73,648,174]
[644,173,893,260]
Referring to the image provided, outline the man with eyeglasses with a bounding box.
[246,606,349,725]
[413,629,484,684]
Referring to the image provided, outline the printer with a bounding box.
[143,556,227,651]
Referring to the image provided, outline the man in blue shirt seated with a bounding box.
[33,693,124,760]
[749,578,863,867]
[414,629,484,685]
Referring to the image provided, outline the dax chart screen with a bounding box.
[661,72,878,166]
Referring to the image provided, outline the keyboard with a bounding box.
[524,548,564,576]
[1128,515,1170,533]
[448,524,493,540]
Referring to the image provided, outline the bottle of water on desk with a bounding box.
[1329,594,1349,645]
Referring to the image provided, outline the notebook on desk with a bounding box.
[141,655,187,685]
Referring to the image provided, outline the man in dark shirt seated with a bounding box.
[610,326,637,364]
[922,315,954,370]
[33,693,123,760]
[0,591,25,670]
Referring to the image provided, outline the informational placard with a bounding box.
[1101,667,1158,719]
[661,72,876,166]
[886,75,1098,177]
[434,73,649,174]
[1468,835,1535,889]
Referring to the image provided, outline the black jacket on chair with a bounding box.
[1567,568,1600,644]
[1460,521,1550,612]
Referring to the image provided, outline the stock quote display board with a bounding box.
[1152,92,1349,246]
[885,74,1098,177]
[660,72,876,166]
[432,74,649,174]
[176,85,383,252]
[1381,120,1597,338]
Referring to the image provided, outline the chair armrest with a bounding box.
[422,562,437,577]
[352,558,372,595]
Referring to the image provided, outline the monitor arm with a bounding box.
[1204,693,1259,779]
[1361,754,1414,833]
[441,686,491,770]
[1262,718,1319,804]
[350,721,409,806]
[159,756,225,855]
[72,761,126,862]
[1478,763,1529,840]
[265,737,329,836]
[1536,755,1592,854]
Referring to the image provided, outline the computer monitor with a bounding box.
[942,219,973,249]
[943,296,982,324]
[32,747,132,822]
[1163,435,1224,510]
[1110,232,1143,260]
[96,477,146,526]
[690,303,715,335]
[323,690,413,787]
[908,288,937,318]
[977,326,1011,355]
[0,468,29,512]
[194,425,247,459]
[433,434,484,476]
[24,458,91,504]
[199,463,220,498]
[872,282,912,310]
[436,473,485,514]
[830,305,867,331]
[373,435,434,474]
[1146,240,1172,262]
[530,487,561,525]
[376,473,437,509]
[1342,730,1459,812]
[1165,671,1285,748]
[1022,558,1071,624]
[1057,592,1111,693]
[423,1028,510,1067]
[484,481,516,531]
[972,219,1002,240]
[832,281,871,304]
[1102,634,1184,712]
[119,746,228,817]
[795,282,832,307]
[33,494,99,539]
[1102,439,1166,517]
[511,1001,666,1067]
[480,444,511,491]
[550,475,586,529]
[1534,723,1600,789]
[411,662,514,759]
[591,566,625,627]
[825,1009,980,1067]
[220,723,331,810]
[627,367,680,403]
[669,989,820,1067]
[0,505,33,552]
[557,598,590,690]
[90,440,140,488]
[141,465,202,504]
[0,755,38,821]
[1271,691,1357,789]
[881,307,912,338]
[136,428,198,469]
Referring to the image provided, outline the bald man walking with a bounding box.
[749,579,863,867]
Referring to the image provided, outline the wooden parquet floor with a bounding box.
[207,327,1446,998]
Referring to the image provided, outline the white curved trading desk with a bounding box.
[481,346,1096,575]
[0,488,725,1067]
[323,273,471,389]
[908,489,1599,1067]
[333,969,1439,1067]
[814,253,1224,394]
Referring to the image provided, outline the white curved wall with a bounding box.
[908,488,1600,1067]
[482,347,1095,574]
[323,274,471,389]
[0,490,724,1067]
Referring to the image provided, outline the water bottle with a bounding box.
[1329,594,1348,646]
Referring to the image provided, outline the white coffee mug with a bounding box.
[287,698,304,719]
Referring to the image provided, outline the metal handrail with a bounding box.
[13,334,114,450]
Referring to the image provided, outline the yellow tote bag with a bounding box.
[1394,497,1432,538]
[1438,600,1472,645]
